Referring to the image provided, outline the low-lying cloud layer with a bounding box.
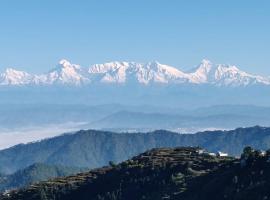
[0,122,87,150]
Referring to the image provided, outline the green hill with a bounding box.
[1,126,270,174]
[2,146,270,200]
[0,163,87,192]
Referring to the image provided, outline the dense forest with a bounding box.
[0,163,87,192]
[1,126,270,175]
[1,146,270,200]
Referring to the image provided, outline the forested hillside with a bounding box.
[0,163,87,192]
[0,126,270,175]
[2,146,270,200]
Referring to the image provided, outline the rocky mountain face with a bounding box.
[0,59,269,87]
[2,146,270,200]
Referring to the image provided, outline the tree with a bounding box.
[109,161,116,167]
[266,149,270,157]
[241,146,254,159]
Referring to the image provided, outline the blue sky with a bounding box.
[0,0,269,75]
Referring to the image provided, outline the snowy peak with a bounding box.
[142,61,189,84]
[89,61,130,74]
[43,59,89,85]
[0,68,33,85]
[89,61,134,83]
[58,59,72,67]
[213,64,270,86]
[189,59,214,83]
[196,59,213,74]
[88,61,188,84]
[187,60,270,86]
[0,59,269,87]
[57,59,81,70]
[197,59,212,71]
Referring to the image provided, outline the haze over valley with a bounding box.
[2,102,270,149]
[1,1,270,199]
[1,59,270,148]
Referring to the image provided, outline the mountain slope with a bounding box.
[0,68,33,85]
[0,163,87,192]
[1,126,270,174]
[188,59,270,86]
[89,110,270,131]
[40,59,90,85]
[2,146,270,200]
[89,61,190,84]
[0,59,269,87]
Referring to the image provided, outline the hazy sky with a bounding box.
[0,0,269,75]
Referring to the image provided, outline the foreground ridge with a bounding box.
[0,147,234,199]
[2,146,270,200]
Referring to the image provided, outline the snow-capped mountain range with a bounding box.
[0,59,269,87]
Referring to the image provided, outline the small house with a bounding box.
[217,151,228,157]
